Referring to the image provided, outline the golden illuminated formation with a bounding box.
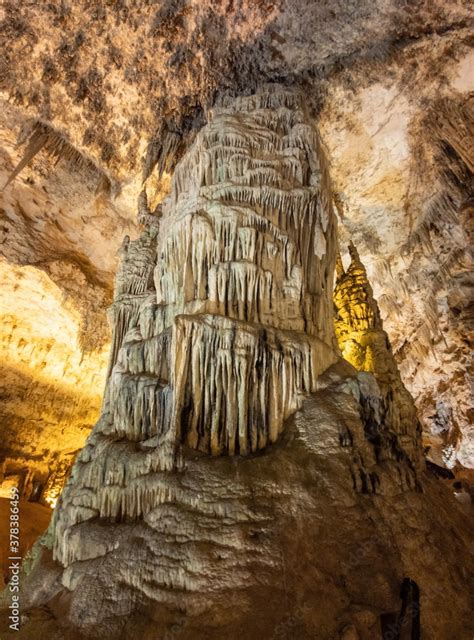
[333,242,381,372]
[334,242,422,464]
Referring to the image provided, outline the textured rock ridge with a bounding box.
[5,87,473,640]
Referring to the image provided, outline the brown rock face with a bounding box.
[3,87,472,640]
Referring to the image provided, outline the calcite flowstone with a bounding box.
[3,88,472,640]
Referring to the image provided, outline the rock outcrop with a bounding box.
[4,87,472,640]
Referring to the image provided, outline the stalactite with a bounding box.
[171,314,334,455]
[2,120,113,193]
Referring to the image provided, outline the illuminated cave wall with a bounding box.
[0,260,109,506]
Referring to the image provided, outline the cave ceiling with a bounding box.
[0,0,472,472]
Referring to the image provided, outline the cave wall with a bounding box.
[319,50,473,467]
[0,260,108,504]
[0,101,136,502]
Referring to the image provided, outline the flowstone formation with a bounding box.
[7,88,473,640]
[50,86,339,557]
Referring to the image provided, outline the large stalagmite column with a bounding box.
[109,86,339,455]
[53,85,338,563]
[152,87,339,455]
[334,242,423,469]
